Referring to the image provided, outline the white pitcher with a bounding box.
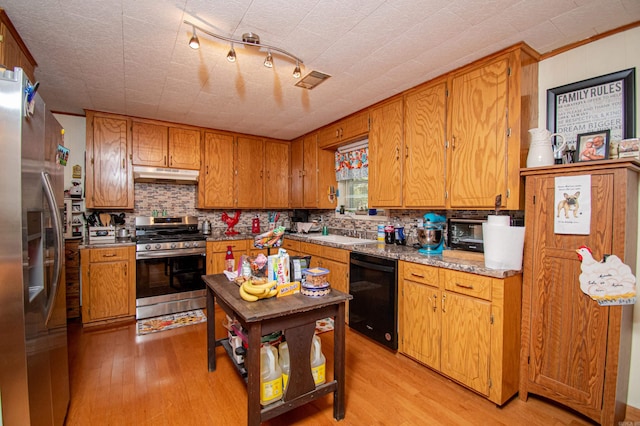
[526,128,566,167]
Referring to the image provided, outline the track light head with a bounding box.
[227,45,236,62]
[293,61,301,78]
[189,26,200,49]
[264,51,273,68]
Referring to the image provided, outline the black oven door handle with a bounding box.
[136,249,206,260]
[350,258,396,273]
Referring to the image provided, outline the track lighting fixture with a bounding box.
[263,50,273,68]
[184,20,303,78]
[226,44,236,62]
[188,26,200,49]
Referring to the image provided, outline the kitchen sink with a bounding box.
[305,234,378,245]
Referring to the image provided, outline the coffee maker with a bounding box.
[289,209,309,232]
[417,213,446,255]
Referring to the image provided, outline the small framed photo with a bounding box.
[575,130,610,162]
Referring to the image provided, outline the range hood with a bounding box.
[133,166,199,184]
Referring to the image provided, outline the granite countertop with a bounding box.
[210,232,521,279]
[78,231,521,279]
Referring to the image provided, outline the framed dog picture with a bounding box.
[576,130,610,162]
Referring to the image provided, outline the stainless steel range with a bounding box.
[134,216,206,319]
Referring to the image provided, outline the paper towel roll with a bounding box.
[482,223,525,270]
[486,215,510,226]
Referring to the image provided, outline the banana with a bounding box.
[260,288,278,299]
[247,280,277,290]
[242,282,272,296]
[239,284,259,302]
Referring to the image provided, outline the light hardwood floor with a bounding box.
[65,309,639,425]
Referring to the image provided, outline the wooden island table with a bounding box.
[203,274,352,425]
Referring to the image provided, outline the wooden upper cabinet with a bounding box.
[85,111,133,209]
[199,131,235,208]
[317,110,369,149]
[0,10,37,83]
[131,123,200,170]
[403,79,447,208]
[169,127,201,170]
[290,137,304,208]
[316,146,337,210]
[264,139,290,208]
[132,121,168,167]
[447,45,538,210]
[448,56,509,209]
[368,96,404,208]
[302,134,319,207]
[235,136,264,208]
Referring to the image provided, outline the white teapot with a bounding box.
[526,128,566,167]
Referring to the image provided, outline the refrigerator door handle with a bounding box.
[41,171,64,327]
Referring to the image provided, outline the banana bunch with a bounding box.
[239,279,278,302]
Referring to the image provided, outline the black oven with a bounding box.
[134,216,207,319]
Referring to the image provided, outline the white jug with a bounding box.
[526,128,566,167]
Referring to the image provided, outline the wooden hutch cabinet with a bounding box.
[520,160,638,425]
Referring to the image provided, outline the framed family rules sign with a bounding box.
[547,68,636,150]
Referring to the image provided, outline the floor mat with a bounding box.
[137,309,207,335]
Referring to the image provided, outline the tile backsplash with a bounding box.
[88,183,522,248]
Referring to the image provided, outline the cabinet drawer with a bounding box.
[443,270,491,301]
[402,262,439,286]
[208,240,248,253]
[300,241,323,257]
[89,247,130,262]
[281,239,300,252]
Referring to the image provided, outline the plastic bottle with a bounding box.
[225,245,234,272]
[311,335,326,385]
[260,345,283,406]
[278,341,290,390]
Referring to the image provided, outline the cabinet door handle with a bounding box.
[102,253,117,258]
[455,282,474,289]
[122,159,125,169]
[395,146,399,160]
[442,294,446,312]
[451,136,456,149]
[432,294,437,312]
[124,264,127,276]
[410,272,425,278]
[405,145,409,158]
[164,155,167,166]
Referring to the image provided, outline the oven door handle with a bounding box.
[136,249,206,259]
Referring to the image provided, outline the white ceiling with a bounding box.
[2,1,639,140]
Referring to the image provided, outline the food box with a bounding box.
[267,249,290,284]
[276,281,300,297]
[290,255,312,281]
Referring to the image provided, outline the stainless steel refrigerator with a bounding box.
[0,67,69,425]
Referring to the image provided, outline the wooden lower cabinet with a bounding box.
[81,246,136,325]
[206,240,248,274]
[399,261,521,405]
[299,242,349,321]
[520,160,638,425]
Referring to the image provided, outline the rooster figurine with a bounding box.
[576,246,636,306]
[221,210,241,236]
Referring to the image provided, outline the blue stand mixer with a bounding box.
[418,213,446,255]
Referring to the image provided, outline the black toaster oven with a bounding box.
[448,218,486,253]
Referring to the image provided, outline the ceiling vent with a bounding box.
[295,70,331,90]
